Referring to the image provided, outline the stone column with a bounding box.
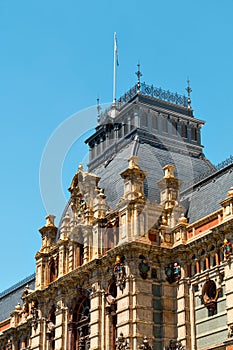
[89,289,102,350]
[67,323,73,350]
[58,242,67,278]
[68,243,74,272]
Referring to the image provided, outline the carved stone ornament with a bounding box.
[166,339,185,350]
[114,255,126,292]
[139,336,152,350]
[138,255,150,279]
[201,277,218,315]
[31,301,39,330]
[165,262,181,284]
[6,338,13,350]
[222,238,232,260]
[228,324,233,338]
[116,332,129,350]
[105,293,117,316]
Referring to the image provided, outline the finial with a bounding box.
[128,155,140,169]
[78,163,83,172]
[45,214,56,227]
[186,77,192,109]
[97,97,101,124]
[135,62,142,93]
[15,302,22,311]
[163,164,175,178]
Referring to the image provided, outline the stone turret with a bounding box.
[35,215,57,290]
[157,165,183,228]
[38,215,57,253]
[120,156,147,201]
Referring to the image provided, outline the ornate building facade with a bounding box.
[1,78,233,350]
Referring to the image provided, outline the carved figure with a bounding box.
[116,332,129,350]
[114,256,126,291]
[222,238,232,259]
[166,339,185,350]
[139,336,152,350]
[138,256,150,279]
[165,262,181,284]
[228,324,233,338]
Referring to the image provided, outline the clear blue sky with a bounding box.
[0,0,233,292]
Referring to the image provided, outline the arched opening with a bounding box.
[49,258,57,283]
[202,278,218,316]
[76,244,84,267]
[72,297,90,350]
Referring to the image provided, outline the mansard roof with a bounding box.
[90,136,214,210]
[0,274,35,322]
[181,162,233,223]
[80,83,233,228]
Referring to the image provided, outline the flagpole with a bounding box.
[113,32,117,104]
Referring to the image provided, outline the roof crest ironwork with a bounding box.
[98,82,189,124]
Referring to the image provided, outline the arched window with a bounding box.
[202,278,218,316]
[49,258,57,283]
[72,297,90,350]
[76,244,84,268]
[106,225,114,252]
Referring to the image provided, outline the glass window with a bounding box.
[181,123,187,138]
[191,126,197,141]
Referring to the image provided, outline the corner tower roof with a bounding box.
[84,82,215,210]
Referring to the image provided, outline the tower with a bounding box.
[1,76,233,350]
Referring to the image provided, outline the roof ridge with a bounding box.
[181,161,233,196]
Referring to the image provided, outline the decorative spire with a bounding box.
[186,77,192,109]
[135,62,142,93]
[97,97,101,124]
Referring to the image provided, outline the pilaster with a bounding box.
[177,279,191,349]
[89,288,103,350]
